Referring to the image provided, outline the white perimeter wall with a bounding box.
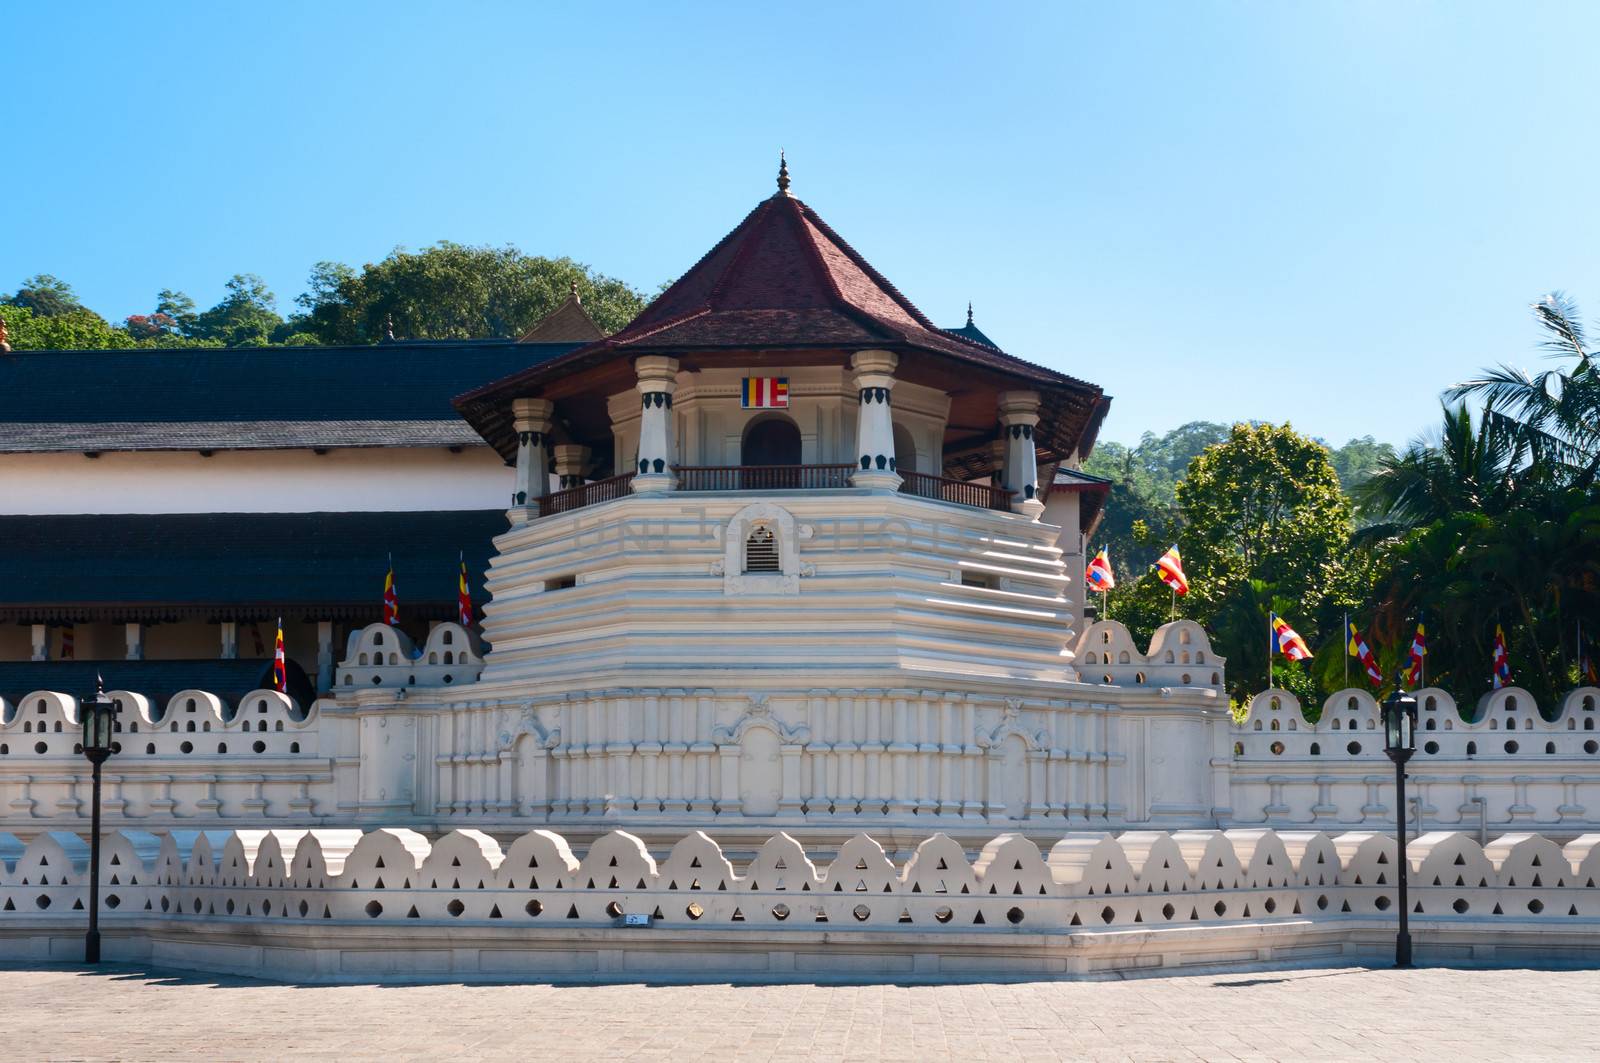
[0,447,513,514]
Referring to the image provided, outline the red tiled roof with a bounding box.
[565,191,1083,376]
[456,187,1108,464]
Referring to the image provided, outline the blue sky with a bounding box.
[6,1,1599,449]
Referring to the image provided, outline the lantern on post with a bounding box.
[1381,687,1418,968]
[79,677,120,964]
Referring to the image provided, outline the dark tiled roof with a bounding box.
[517,293,606,343]
[0,340,580,451]
[0,658,313,717]
[1046,466,1112,535]
[0,510,508,623]
[946,321,998,348]
[0,419,482,453]
[1051,467,1114,489]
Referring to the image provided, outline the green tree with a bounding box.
[294,243,649,343]
[1447,293,1600,485]
[0,303,129,349]
[5,274,84,317]
[155,289,199,336]
[192,273,285,346]
[1174,422,1353,703]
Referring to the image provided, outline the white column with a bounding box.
[849,349,901,490]
[511,397,555,511]
[632,355,680,493]
[30,624,47,661]
[317,621,335,693]
[124,623,144,661]
[998,390,1045,519]
[552,445,591,490]
[219,621,238,660]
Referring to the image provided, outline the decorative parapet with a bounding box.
[6,825,1600,982]
[1234,686,1600,761]
[1072,619,1225,694]
[335,622,483,691]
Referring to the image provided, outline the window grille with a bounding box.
[744,526,780,573]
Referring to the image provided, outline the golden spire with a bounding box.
[777,150,791,195]
[0,312,10,353]
[570,278,581,303]
[967,302,974,326]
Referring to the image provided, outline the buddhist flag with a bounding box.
[1402,620,1427,687]
[1085,548,1115,592]
[1492,624,1513,689]
[741,377,790,409]
[1346,621,1383,685]
[457,553,474,626]
[60,625,75,661]
[1271,612,1313,662]
[383,556,399,626]
[272,618,287,693]
[1152,546,1188,595]
[1580,630,1598,687]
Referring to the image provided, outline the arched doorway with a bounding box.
[892,423,917,475]
[742,416,801,466]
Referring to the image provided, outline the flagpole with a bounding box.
[1267,612,1273,694]
[1169,586,1176,621]
[1343,611,1349,689]
[1419,613,1426,688]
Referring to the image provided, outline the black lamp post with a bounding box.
[80,678,120,964]
[1382,687,1418,968]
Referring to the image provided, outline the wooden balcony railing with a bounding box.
[897,470,1015,511]
[674,464,855,491]
[537,472,636,517]
[534,467,1014,517]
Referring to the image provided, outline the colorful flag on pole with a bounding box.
[1581,630,1599,687]
[457,553,474,626]
[1152,545,1189,595]
[272,617,287,693]
[60,625,75,660]
[1271,612,1313,662]
[1084,548,1115,592]
[741,377,790,408]
[1402,620,1427,687]
[1347,621,1383,685]
[1492,624,1513,689]
[383,558,399,626]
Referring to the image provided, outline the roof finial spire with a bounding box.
[777,150,790,195]
[570,278,580,302]
[0,313,10,353]
[967,301,974,326]
[384,315,395,342]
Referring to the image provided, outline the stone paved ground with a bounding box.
[3,963,1598,1061]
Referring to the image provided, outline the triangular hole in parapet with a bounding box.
[973,911,986,925]
[374,856,385,869]
[407,906,420,919]
[489,905,502,919]
[566,904,579,919]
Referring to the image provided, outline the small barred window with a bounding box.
[744,525,780,573]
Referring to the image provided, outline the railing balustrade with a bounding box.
[897,470,1014,511]
[537,472,637,517]
[674,464,855,491]
[535,467,1012,517]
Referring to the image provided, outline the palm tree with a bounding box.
[1356,403,1526,535]
[1446,293,1600,487]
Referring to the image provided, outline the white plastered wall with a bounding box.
[0,446,512,515]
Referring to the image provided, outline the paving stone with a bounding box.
[2,963,1599,1061]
